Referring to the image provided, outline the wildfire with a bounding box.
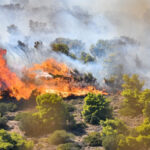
[0,48,107,100]
[0,49,34,99]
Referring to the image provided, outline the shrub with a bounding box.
[82,93,112,125]
[0,129,34,150]
[70,122,87,134]
[83,132,102,146]
[48,130,74,145]
[57,143,81,150]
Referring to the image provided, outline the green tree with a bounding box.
[51,43,69,55]
[120,74,144,116]
[34,93,71,130]
[82,93,112,125]
[18,94,75,136]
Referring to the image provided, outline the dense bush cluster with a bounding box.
[100,74,150,150]
[0,129,33,150]
[100,118,150,150]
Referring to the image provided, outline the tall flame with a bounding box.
[0,49,34,99]
[0,49,107,100]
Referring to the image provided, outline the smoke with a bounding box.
[1,0,150,87]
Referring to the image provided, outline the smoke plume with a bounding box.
[1,0,150,87]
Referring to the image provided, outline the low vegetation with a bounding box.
[57,143,81,150]
[48,130,74,145]
[83,132,102,146]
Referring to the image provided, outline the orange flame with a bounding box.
[0,49,34,99]
[0,49,107,100]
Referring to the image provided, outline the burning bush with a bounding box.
[0,48,34,100]
[0,48,106,100]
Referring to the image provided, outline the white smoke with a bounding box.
[0,0,150,86]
